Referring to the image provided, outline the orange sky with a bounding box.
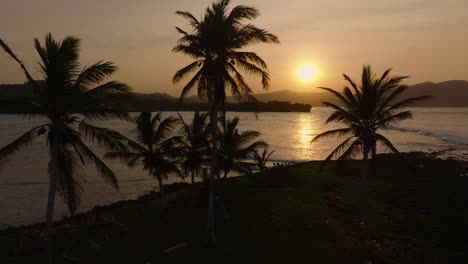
[1,0,467,96]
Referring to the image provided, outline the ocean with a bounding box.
[0,107,467,229]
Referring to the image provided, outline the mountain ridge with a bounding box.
[1,80,468,107]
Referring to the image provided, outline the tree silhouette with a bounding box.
[177,112,210,184]
[251,148,275,174]
[172,0,279,244]
[0,34,131,264]
[219,116,268,178]
[105,112,182,204]
[312,65,430,220]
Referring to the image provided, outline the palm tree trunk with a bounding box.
[45,133,59,264]
[216,171,229,222]
[371,142,377,178]
[157,173,165,208]
[358,148,370,222]
[207,102,219,245]
[191,169,195,184]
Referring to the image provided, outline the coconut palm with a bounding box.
[311,65,430,219]
[219,116,268,178]
[177,112,210,184]
[173,0,279,243]
[0,34,131,263]
[252,148,275,174]
[105,112,182,202]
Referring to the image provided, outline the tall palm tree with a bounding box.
[0,34,131,263]
[219,116,268,178]
[252,148,275,174]
[173,0,279,244]
[311,65,430,220]
[177,112,210,184]
[105,112,182,202]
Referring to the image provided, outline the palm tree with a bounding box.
[252,148,275,174]
[172,0,279,244]
[0,34,131,263]
[311,65,430,220]
[219,116,268,178]
[177,112,210,184]
[105,112,182,203]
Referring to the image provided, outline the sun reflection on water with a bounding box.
[295,114,318,160]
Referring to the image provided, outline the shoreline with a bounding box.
[1,151,466,233]
[1,151,467,263]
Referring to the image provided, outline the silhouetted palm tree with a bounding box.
[105,112,182,203]
[311,65,430,220]
[177,112,210,184]
[252,148,275,174]
[219,116,268,178]
[0,34,131,263]
[173,0,279,244]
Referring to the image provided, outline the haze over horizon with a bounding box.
[1,0,467,96]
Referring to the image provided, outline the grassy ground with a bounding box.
[1,153,467,263]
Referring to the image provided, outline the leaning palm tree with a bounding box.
[177,112,210,184]
[251,148,275,174]
[173,0,279,244]
[311,65,430,220]
[105,112,182,202]
[0,34,131,263]
[219,116,268,178]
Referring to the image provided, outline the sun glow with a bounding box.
[297,64,318,82]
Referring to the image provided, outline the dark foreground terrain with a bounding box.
[1,153,467,263]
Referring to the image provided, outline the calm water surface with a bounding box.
[0,108,467,228]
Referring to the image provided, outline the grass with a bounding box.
[1,152,467,263]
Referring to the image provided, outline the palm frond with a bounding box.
[375,133,400,154]
[173,60,203,84]
[82,81,130,98]
[78,121,128,152]
[311,128,353,143]
[337,140,362,160]
[320,137,356,170]
[0,38,41,93]
[171,44,204,58]
[55,145,83,215]
[178,69,204,102]
[73,61,117,90]
[0,125,46,169]
[73,139,119,190]
[318,87,355,110]
[175,11,201,27]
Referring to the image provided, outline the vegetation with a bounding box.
[172,0,279,243]
[106,112,182,201]
[251,148,275,173]
[177,112,210,184]
[312,65,430,219]
[0,34,131,263]
[219,116,268,178]
[0,1,461,264]
[1,153,466,264]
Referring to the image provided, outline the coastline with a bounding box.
[1,151,467,263]
[1,151,466,233]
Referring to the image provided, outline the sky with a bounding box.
[1,0,467,96]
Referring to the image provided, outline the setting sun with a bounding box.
[298,64,317,82]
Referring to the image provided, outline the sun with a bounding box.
[297,64,317,82]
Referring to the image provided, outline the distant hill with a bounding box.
[132,92,177,103]
[252,80,468,107]
[1,80,468,108]
[0,83,34,98]
[401,80,468,107]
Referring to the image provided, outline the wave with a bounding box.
[385,126,468,146]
